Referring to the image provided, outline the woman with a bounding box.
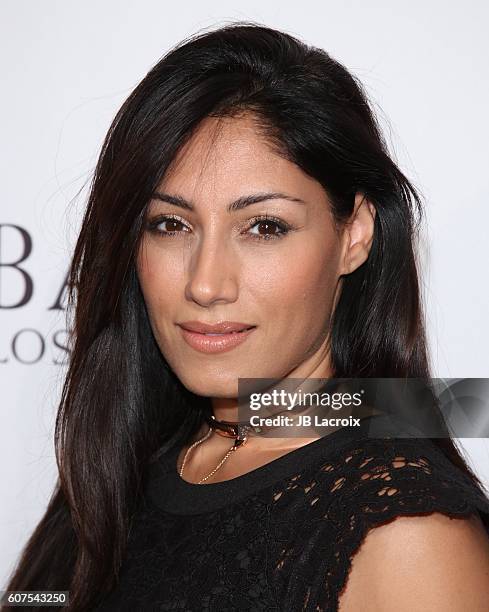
[4,22,489,612]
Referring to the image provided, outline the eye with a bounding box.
[145,213,292,241]
[246,215,291,241]
[146,215,191,237]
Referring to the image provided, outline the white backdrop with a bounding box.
[2,0,488,588]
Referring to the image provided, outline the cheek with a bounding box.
[136,247,184,324]
[297,244,340,310]
[243,239,340,338]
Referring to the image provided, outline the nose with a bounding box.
[184,233,238,307]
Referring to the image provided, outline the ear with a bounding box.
[339,193,376,276]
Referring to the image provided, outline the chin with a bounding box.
[172,369,241,399]
[190,382,241,400]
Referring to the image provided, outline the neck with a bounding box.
[211,397,240,423]
[210,356,334,423]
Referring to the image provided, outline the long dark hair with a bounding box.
[4,21,486,611]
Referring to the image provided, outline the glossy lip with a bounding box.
[178,320,255,334]
[178,325,256,354]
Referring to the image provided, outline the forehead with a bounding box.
[157,113,327,207]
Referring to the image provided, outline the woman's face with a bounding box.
[136,113,372,399]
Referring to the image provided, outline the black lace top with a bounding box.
[94,415,489,611]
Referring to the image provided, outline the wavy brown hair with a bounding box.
[3,21,486,611]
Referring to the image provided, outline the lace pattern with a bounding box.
[94,435,489,611]
[270,436,489,611]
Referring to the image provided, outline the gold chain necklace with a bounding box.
[179,416,251,484]
[178,384,347,485]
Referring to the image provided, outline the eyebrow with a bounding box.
[150,191,306,212]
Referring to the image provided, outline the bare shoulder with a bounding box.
[338,511,489,612]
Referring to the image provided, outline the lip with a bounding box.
[178,321,255,334]
[177,322,256,354]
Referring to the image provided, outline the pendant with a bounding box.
[231,425,250,450]
[232,436,247,450]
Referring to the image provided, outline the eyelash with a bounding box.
[145,214,291,241]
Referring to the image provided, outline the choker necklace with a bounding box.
[178,409,314,484]
[178,414,253,484]
[179,380,346,484]
[204,413,256,440]
[180,415,250,484]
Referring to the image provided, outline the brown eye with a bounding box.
[248,217,290,241]
[147,215,191,237]
[257,220,279,236]
[162,219,186,233]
